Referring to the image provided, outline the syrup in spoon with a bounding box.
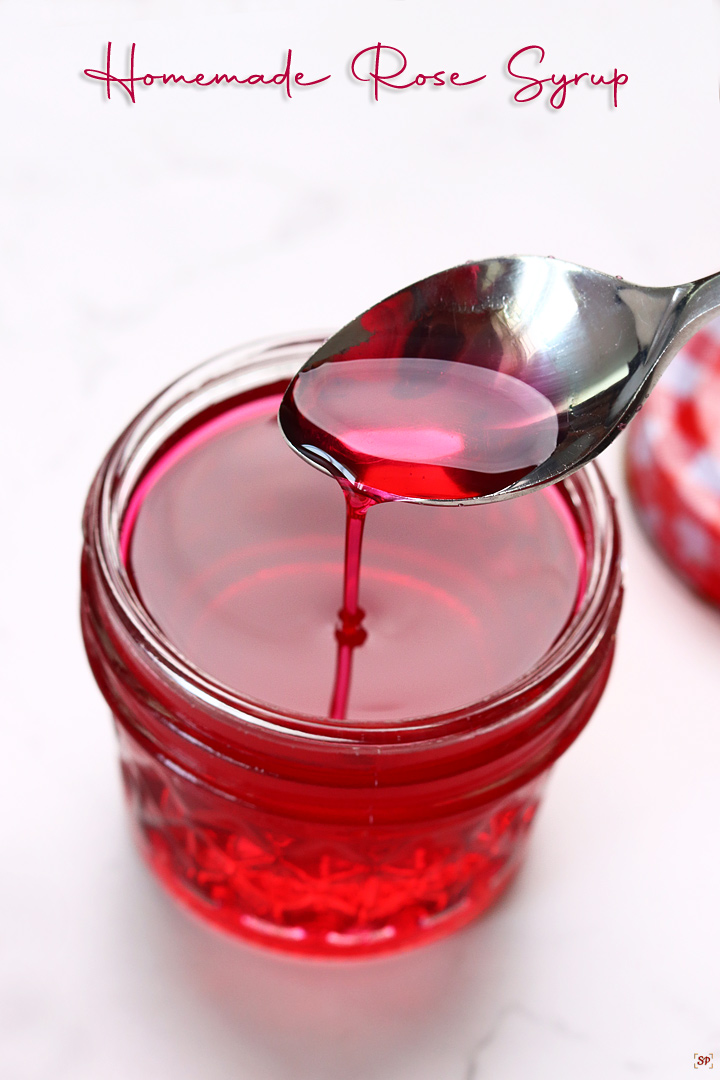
[280,256,720,505]
[279,354,559,503]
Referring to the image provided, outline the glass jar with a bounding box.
[81,333,623,958]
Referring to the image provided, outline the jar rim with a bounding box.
[85,332,622,747]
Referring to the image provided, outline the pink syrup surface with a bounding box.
[123,390,584,723]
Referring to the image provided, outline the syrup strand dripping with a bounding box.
[328,488,374,720]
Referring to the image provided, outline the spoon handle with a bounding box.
[651,271,720,375]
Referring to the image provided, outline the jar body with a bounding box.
[119,726,548,953]
[81,335,622,958]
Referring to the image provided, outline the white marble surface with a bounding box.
[2,2,720,1078]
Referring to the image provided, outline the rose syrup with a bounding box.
[82,342,623,957]
[124,389,582,724]
[279,355,559,503]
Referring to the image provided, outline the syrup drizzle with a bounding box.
[328,489,371,719]
[280,354,561,719]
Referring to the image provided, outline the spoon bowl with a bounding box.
[279,257,720,503]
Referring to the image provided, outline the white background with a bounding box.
[2,2,720,1078]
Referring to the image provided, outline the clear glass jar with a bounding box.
[81,333,623,958]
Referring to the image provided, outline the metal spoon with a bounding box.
[279,256,720,504]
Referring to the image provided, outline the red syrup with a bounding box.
[123,393,582,725]
[278,356,559,502]
[83,345,621,958]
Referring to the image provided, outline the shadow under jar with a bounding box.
[81,333,623,959]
